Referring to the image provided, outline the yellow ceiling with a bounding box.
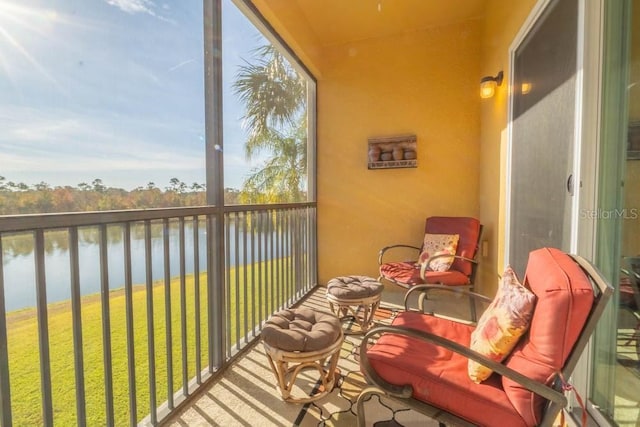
[292,0,488,46]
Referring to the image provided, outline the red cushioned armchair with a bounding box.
[378,216,482,318]
[378,216,482,288]
[359,248,613,427]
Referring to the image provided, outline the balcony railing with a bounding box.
[0,203,317,426]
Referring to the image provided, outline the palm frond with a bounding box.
[233,43,309,203]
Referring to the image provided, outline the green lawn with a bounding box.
[6,259,293,426]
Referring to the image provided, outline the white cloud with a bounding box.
[103,0,175,24]
[168,59,195,72]
[105,0,155,15]
[0,106,204,177]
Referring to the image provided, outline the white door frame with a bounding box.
[571,0,606,424]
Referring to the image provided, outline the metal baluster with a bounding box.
[234,214,240,350]
[193,217,201,384]
[68,228,86,427]
[225,215,232,358]
[34,230,53,427]
[283,212,289,306]
[276,213,282,310]
[286,211,293,304]
[249,211,256,337]
[99,225,115,426]
[307,208,312,292]
[241,213,248,344]
[206,215,214,372]
[269,211,275,315]
[281,212,286,308]
[0,237,13,427]
[312,207,318,289]
[162,218,174,409]
[299,209,306,295]
[292,210,300,299]
[257,212,264,327]
[123,223,137,426]
[144,221,157,425]
[179,217,188,396]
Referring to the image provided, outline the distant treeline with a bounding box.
[0,177,242,215]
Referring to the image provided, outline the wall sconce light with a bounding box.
[480,71,504,99]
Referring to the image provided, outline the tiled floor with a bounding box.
[165,284,449,426]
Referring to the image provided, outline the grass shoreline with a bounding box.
[5,259,283,426]
[7,273,210,426]
[7,282,157,326]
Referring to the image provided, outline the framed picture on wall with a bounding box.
[367,134,417,169]
[628,121,640,160]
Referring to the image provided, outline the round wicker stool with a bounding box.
[326,275,383,334]
[260,307,343,403]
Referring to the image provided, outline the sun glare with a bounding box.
[0,2,65,90]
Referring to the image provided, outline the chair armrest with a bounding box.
[378,244,421,265]
[418,254,478,279]
[403,284,492,316]
[359,325,568,406]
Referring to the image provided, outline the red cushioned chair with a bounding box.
[378,217,482,288]
[378,216,482,318]
[358,248,613,427]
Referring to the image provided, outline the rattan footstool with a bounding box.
[326,275,383,334]
[260,307,343,403]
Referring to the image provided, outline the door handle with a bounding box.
[567,174,574,196]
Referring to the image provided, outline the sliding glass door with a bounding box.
[508,0,579,278]
[591,0,640,424]
[508,0,640,424]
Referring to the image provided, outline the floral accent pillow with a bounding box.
[468,266,536,383]
[417,233,459,272]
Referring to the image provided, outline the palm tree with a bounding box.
[233,44,308,203]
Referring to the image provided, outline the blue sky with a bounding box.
[0,0,266,190]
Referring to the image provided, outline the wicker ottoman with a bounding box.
[261,307,343,403]
[326,275,383,334]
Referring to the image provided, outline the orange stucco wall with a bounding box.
[315,23,481,284]
[252,0,541,293]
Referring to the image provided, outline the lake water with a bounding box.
[2,223,277,312]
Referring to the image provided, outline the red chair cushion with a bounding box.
[380,261,471,286]
[503,248,594,426]
[425,217,481,276]
[366,311,528,427]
